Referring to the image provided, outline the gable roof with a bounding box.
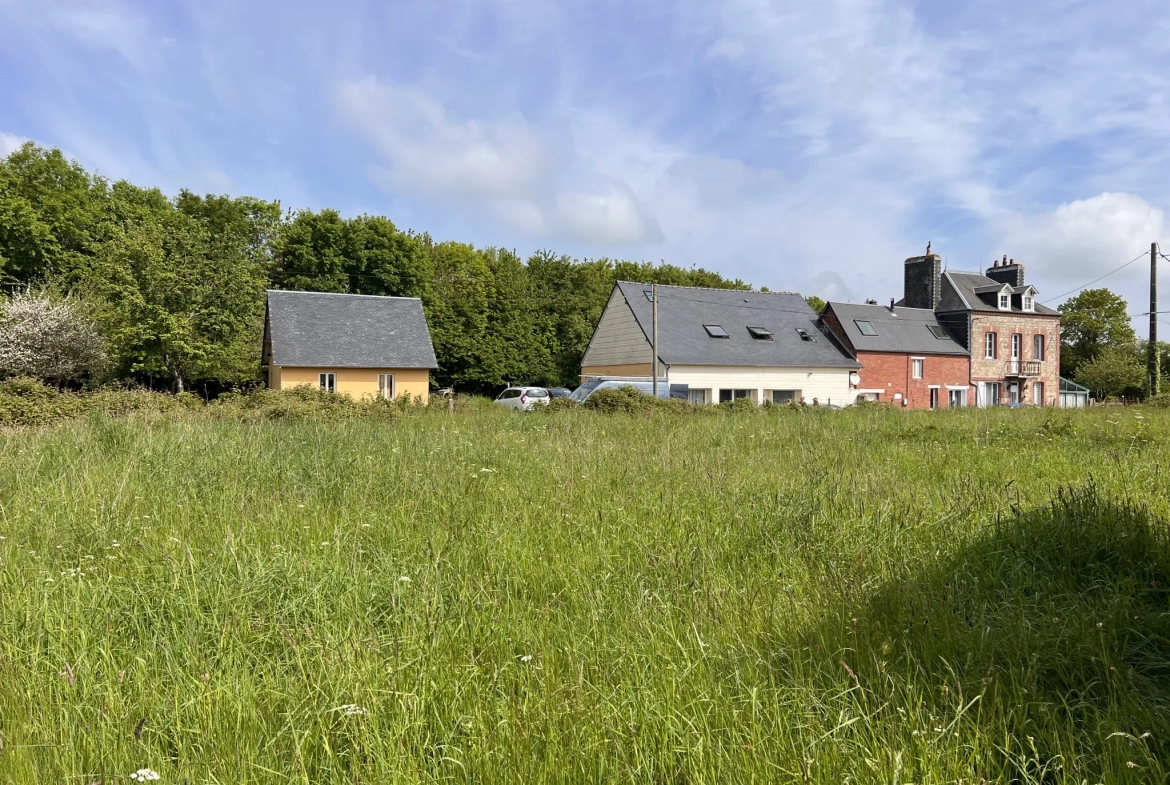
[824,302,969,356]
[264,290,438,369]
[614,281,859,369]
[938,271,1059,315]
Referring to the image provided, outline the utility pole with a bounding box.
[652,284,659,398]
[1151,242,1160,398]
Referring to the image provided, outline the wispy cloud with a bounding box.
[336,76,662,244]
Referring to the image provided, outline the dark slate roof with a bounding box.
[938,271,1060,315]
[265,290,437,368]
[615,281,859,369]
[824,302,969,356]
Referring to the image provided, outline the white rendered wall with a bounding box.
[667,365,854,405]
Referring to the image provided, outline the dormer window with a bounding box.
[1022,295,1034,312]
[746,326,773,340]
[704,324,729,338]
[998,293,1010,310]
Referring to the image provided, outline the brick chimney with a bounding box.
[903,252,942,310]
[985,256,1025,287]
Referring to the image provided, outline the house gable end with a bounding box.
[580,286,654,368]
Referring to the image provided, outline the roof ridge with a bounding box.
[267,289,423,301]
[617,280,798,296]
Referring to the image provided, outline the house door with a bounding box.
[1008,382,1020,404]
[1033,381,1044,406]
[979,382,1001,407]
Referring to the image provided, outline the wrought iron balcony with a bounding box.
[1004,360,1042,377]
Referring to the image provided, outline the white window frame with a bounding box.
[985,332,997,359]
[378,373,395,400]
[1022,295,1034,312]
[947,387,967,408]
[1033,334,1045,361]
[998,292,1010,311]
[1011,333,1022,360]
[318,372,336,392]
[929,386,940,409]
[911,357,924,379]
[1033,381,1044,405]
[688,389,709,405]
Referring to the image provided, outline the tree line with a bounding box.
[3,143,1164,400]
[0,144,748,394]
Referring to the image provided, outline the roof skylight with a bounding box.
[704,324,730,338]
[747,326,773,340]
[927,325,949,339]
[854,319,878,336]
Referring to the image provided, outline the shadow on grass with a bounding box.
[802,483,1170,782]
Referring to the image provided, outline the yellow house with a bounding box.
[262,290,438,402]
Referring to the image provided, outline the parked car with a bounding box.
[494,386,551,411]
[568,377,688,403]
[546,387,573,399]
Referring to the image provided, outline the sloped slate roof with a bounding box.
[939,271,1060,315]
[265,290,437,369]
[825,302,968,356]
[615,281,859,368]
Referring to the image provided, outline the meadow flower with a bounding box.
[61,568,83,579]
[520,655,533,663]
[335,704,368,716]
[399,576,411,583]
[130,768,160,781]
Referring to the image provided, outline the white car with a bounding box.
[494,386,550,411]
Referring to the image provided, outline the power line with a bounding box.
[1041,251,1149,304]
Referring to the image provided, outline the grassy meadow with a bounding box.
[0,404,1168,783]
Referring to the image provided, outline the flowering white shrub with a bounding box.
[0,291,107,382]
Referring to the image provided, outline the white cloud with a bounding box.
[998,193,1162,283]
[336,76,662,245]
[0,131,29,157]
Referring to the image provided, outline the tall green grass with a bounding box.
[0,406,1167,783]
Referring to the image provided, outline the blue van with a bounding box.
[568,377,689,402]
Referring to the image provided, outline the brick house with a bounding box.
[821,301,971,408]
[900,254,1061,407]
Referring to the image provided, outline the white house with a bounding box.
[581,282,860,405]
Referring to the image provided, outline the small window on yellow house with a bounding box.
[378,373,395,400]
[319,372,336,392]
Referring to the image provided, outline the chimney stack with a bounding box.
[903,252,942,310]
[986,255,1026,287]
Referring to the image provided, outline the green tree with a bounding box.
[1058,288,1136,377]
[85,183,266,391]
[1073,345,1146,400]
[423,239,494,391]
[0,143,110,284]
[345,217,430,299]
[804,295,826,314]
[271,209,350,292]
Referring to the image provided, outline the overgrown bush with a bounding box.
[581,386,675,414]
[1146,392,1170,408]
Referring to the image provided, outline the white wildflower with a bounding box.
[320,542,330,547]
[44,578,54,583]
[60,568,83,579]
[398,576,411,583]
[111,541,120,548]
[478,467,496,473]
[129,769,160,781]
[297,504,305,508]
[520,655,533,663]
[335,704,368,716]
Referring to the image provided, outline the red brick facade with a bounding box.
[853,351,970,408]
[969,313,1061,406]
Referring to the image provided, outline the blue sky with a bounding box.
[2,0,1170,335]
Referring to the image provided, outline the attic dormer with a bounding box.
[973,282,1014,311]
[1014,285,1038,312]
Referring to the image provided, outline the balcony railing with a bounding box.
[1005,360,1042,377]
